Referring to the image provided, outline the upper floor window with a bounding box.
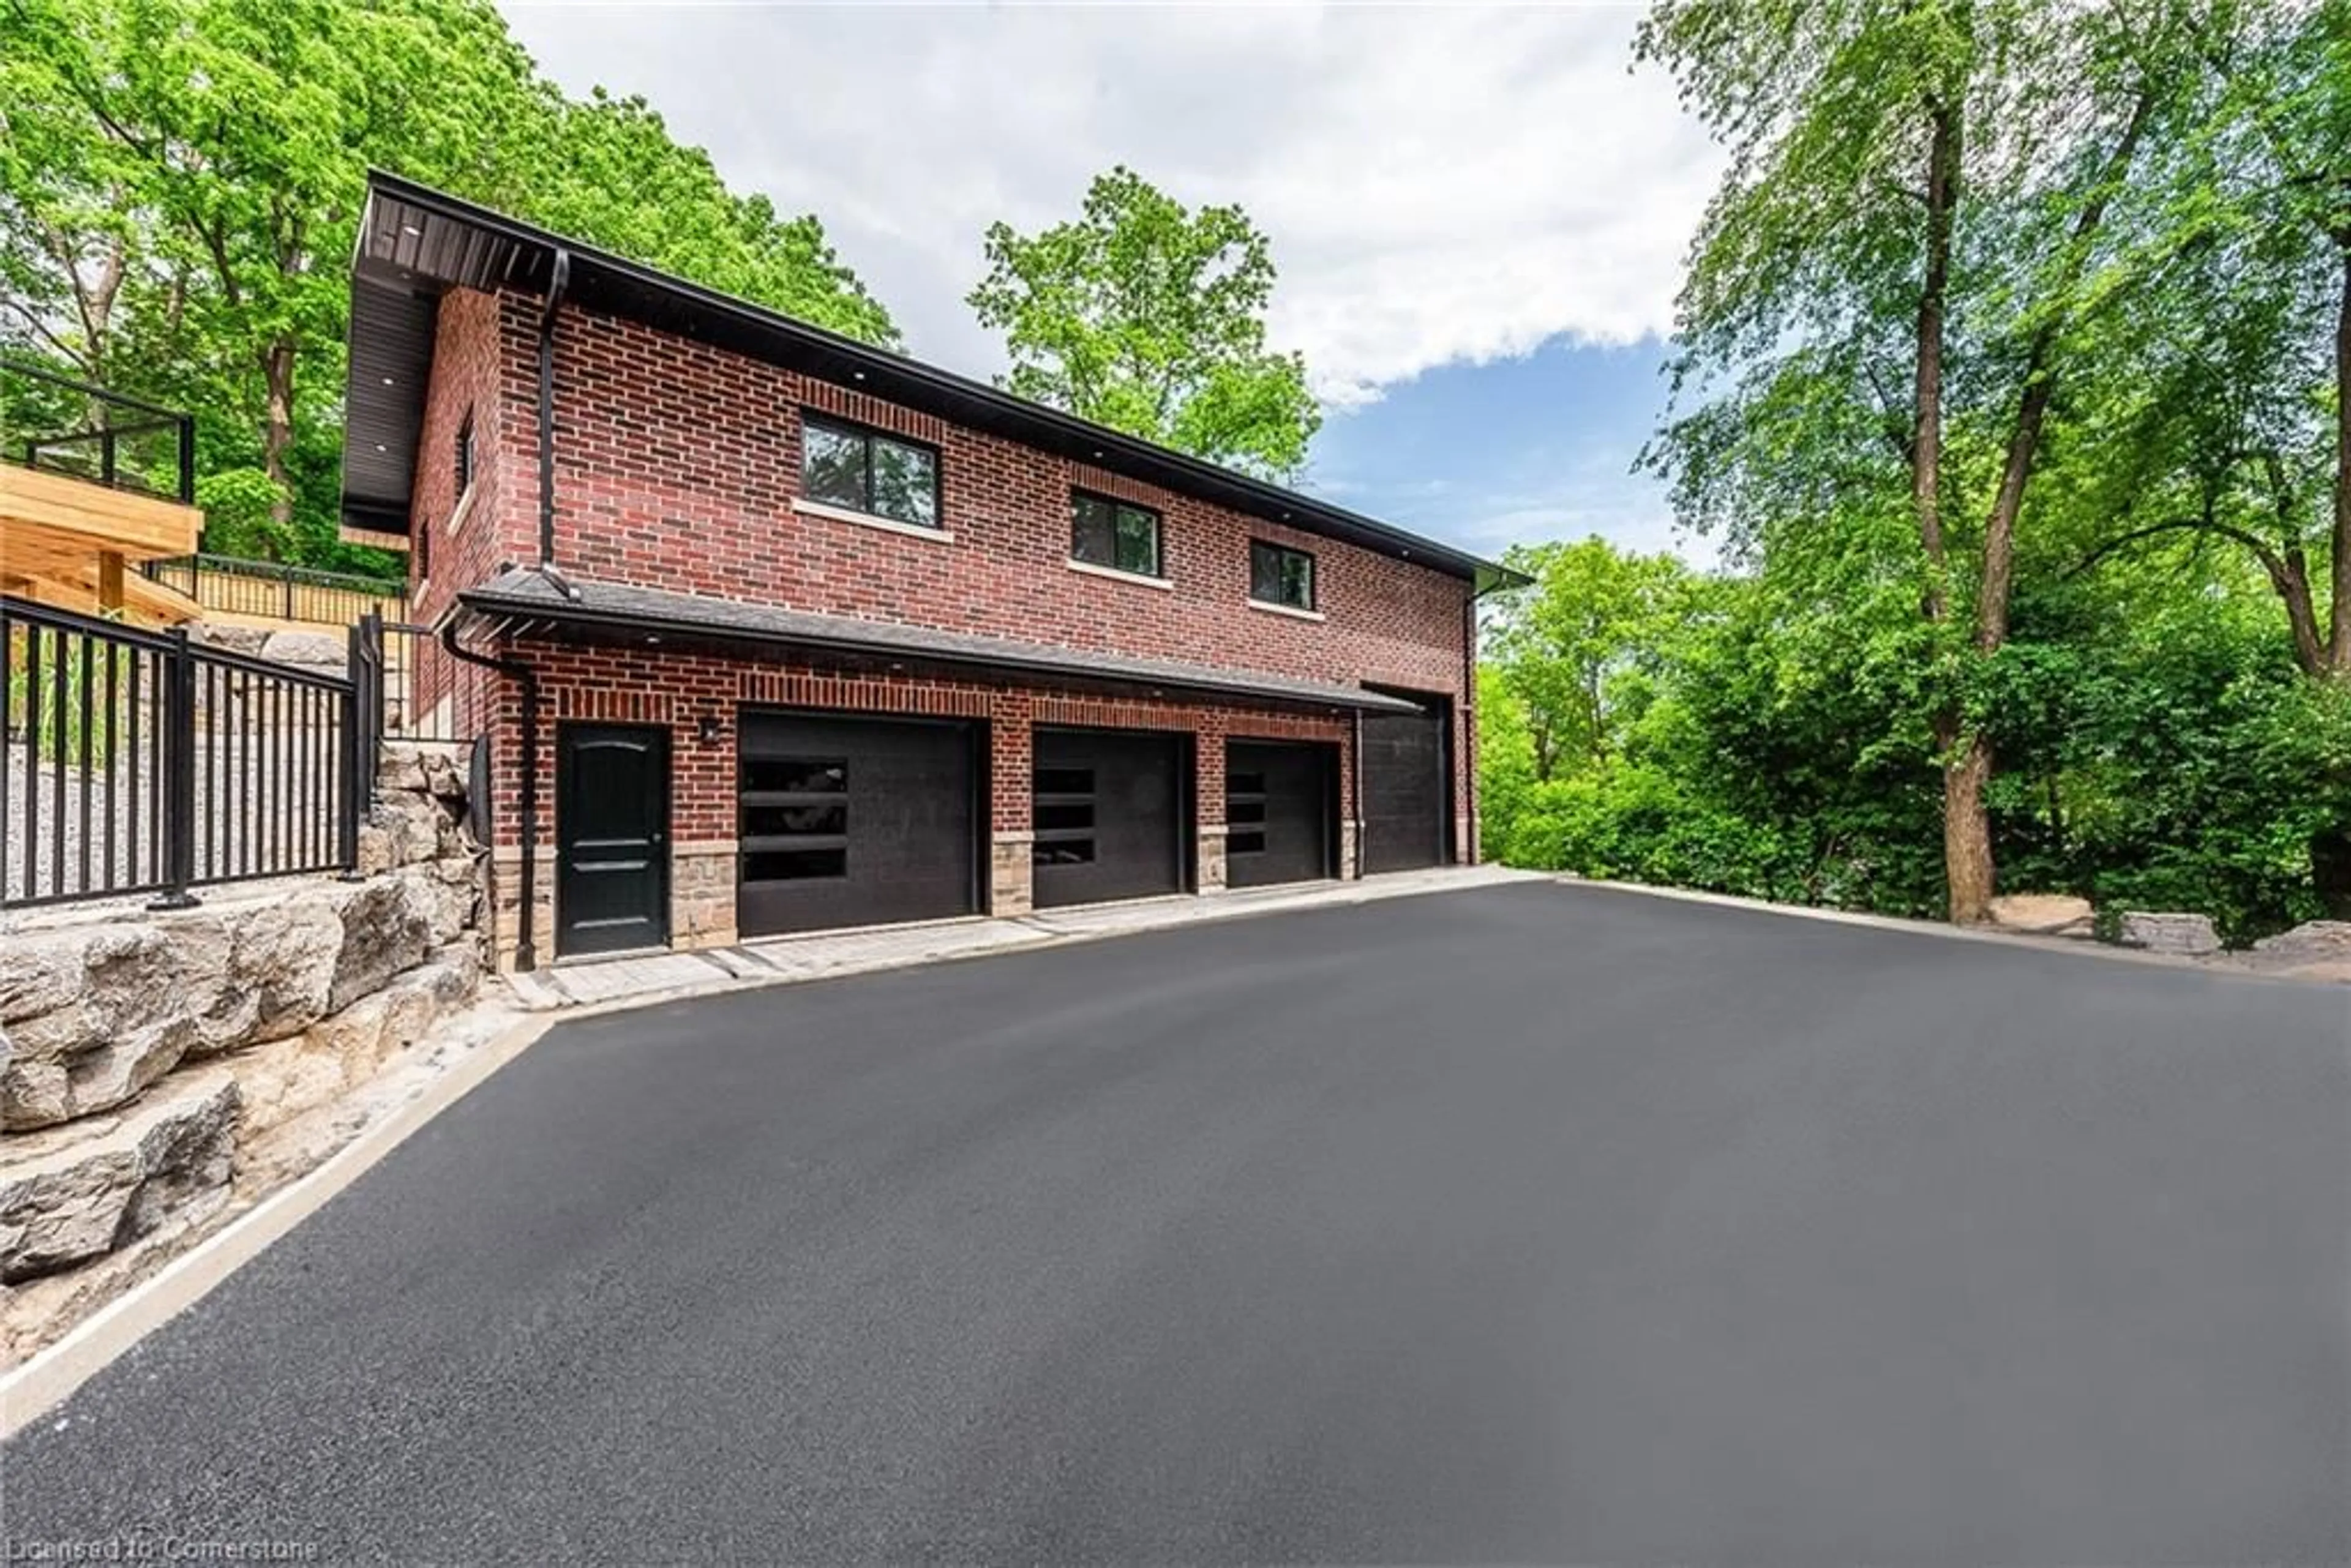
[800,413,939,530]
[1250,540,1316,612]
[1071,491,1161,578]
[455,411,476,500]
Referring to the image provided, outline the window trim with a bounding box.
[1248,539,1319,614]
[1070,488,1164,580]
[798,409,944,531]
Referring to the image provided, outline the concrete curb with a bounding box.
[1552,875,2343,986]
[0,1012,554,1441]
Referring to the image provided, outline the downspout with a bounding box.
[465,243,568,974]
[1352,708,1366,881]
[1462,588,1477,866]
[441,618,542,972]
[537,247,572,568]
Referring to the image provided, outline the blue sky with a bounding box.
[1305,339,1689,562]
[500,3,1722,566]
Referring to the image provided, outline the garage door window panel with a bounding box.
[1227,770,1269,855]
[1033,766,1098,866]
[743,756,849,882]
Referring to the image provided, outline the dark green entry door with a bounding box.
[557,723,671,958]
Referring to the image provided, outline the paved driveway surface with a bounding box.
[6,883,2347,1564]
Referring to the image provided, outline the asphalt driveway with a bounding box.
[6,882,2347,1564]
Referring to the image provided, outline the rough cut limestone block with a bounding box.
[0,1072,238,1282]
[2251,920,2351,962]
[2116,910,2221,956]
[1986,893,2096,938]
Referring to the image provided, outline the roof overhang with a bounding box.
[456,568,1430,716]
[343,171,1526,593]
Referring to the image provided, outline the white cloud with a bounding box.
[498,2,1719,407]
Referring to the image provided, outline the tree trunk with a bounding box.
[1946,84,2153,920]
[2329,241,2351,670]
[1944,732,1997,923]
[1914,100,1958,612]
[261,338,296,553]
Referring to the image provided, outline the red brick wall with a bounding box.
[482,642,1352,846]
[405,288,537,728]
[424,282,1474,849]
[407,289,528,629]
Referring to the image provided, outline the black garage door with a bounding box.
[1226,740,1335,888]
[1032,728,1186,908]
[1361,697,1450,874]
[738,711,977,937]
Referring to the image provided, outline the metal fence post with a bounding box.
[148,626,200,909]
[340,618,369,876]
[176,414,195,505]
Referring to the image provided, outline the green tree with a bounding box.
[1483,537,1700,782]
[1638,0,2202,922]
[967,166,1320,479]
[1,0,898,566]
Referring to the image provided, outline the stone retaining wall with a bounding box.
[0,741,490,1359]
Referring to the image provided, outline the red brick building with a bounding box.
[341,174,1517,969]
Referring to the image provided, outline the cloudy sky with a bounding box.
[500,2,1722,562]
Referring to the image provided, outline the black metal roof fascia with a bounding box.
[353,170,1527,593]
[454,579,1426,716]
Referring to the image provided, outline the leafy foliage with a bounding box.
[1,0,896,570]
[967,167,1319,479]
[1482,533,2343,943]
[1575,0,2351,936]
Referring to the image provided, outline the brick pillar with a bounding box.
[1195,727,1227,891]
[989,696,1034,916]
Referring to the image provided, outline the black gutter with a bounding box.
[537,248,571,568]
[440,620,542,972]
[456,585,1421,717]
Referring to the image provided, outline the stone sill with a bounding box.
[1247,598,1325,623]
[1065,558,1173,591]
[790,497,954,544]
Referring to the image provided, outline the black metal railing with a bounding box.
[351,613,489,747]
[4,361,195,505]
[2,596,361,908]
[141,553,408,627]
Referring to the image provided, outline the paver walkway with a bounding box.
[511,863,1537,1010]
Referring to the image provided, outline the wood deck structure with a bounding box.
[1,462,204,626]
